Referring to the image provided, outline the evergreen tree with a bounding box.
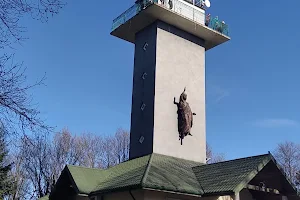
[0,127,12,199]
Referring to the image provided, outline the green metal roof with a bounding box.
[142,154,203,195]
[67,165,107,194]
[53,152,298,198]
[90,154,151,193]
[193,153,271,195]
[90,154,202,195]
[90,153,275,196]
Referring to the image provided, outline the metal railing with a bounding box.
[171,0,205,25]
[206,16,229,36]
[111,0,229,37]
[111,4,141,31]
[111,0,158,31]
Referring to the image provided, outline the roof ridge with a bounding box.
[204,153,270,166]
[152,153,203,165]
[141,153,154,187]
[67,165,103,171]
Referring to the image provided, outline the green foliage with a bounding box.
[0,128,12,199]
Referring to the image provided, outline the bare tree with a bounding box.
[101,135,117,169]
[274,141,300,189]
[65,129,130,169]
[0,125,14,199]
[0,3,67,196]
[76,133,103,168]
[206,143,212,160]
[0,0,66,136]
[296,171,300,185]
[51,129,82,181]
[100,129,130,168]
[12,128,131,198]
[18,133,53,199]
[18,129,84,199]
[113,128,130,164]
[0,54,51,136]
[7,152,30,200]
[206,143,226,164]
[0,0,66,48]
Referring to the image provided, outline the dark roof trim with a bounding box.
[144,188,202,197]
[90,186,203,198]
[200,191,234,197]
[89,184,142,196]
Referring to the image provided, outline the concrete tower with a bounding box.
[111,0,230,163]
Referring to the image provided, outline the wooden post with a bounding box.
[235,192,240,200]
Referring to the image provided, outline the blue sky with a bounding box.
[10,0,300,160]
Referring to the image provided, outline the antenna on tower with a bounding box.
[204,0,211,8]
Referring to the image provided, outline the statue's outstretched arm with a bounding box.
[174,97,178,105]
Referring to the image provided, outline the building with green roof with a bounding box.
[46,153,299,200]
[40,0,299,200]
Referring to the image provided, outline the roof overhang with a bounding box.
[110,3,230,51]
[143,187,202,197]
[90,187,202,198]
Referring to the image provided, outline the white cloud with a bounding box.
[206,84,230,103]
[252,118,299,128]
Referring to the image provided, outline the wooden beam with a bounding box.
[247,184,281,195]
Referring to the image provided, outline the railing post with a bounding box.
[192,0,195,21]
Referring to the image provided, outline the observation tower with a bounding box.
[111,0,230,163]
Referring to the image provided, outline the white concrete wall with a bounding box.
[153,21,206,163]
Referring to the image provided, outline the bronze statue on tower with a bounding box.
[174,88,196,145]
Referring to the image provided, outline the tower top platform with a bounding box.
[111,0,230,50]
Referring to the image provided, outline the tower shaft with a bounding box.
[129,21,206,162]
